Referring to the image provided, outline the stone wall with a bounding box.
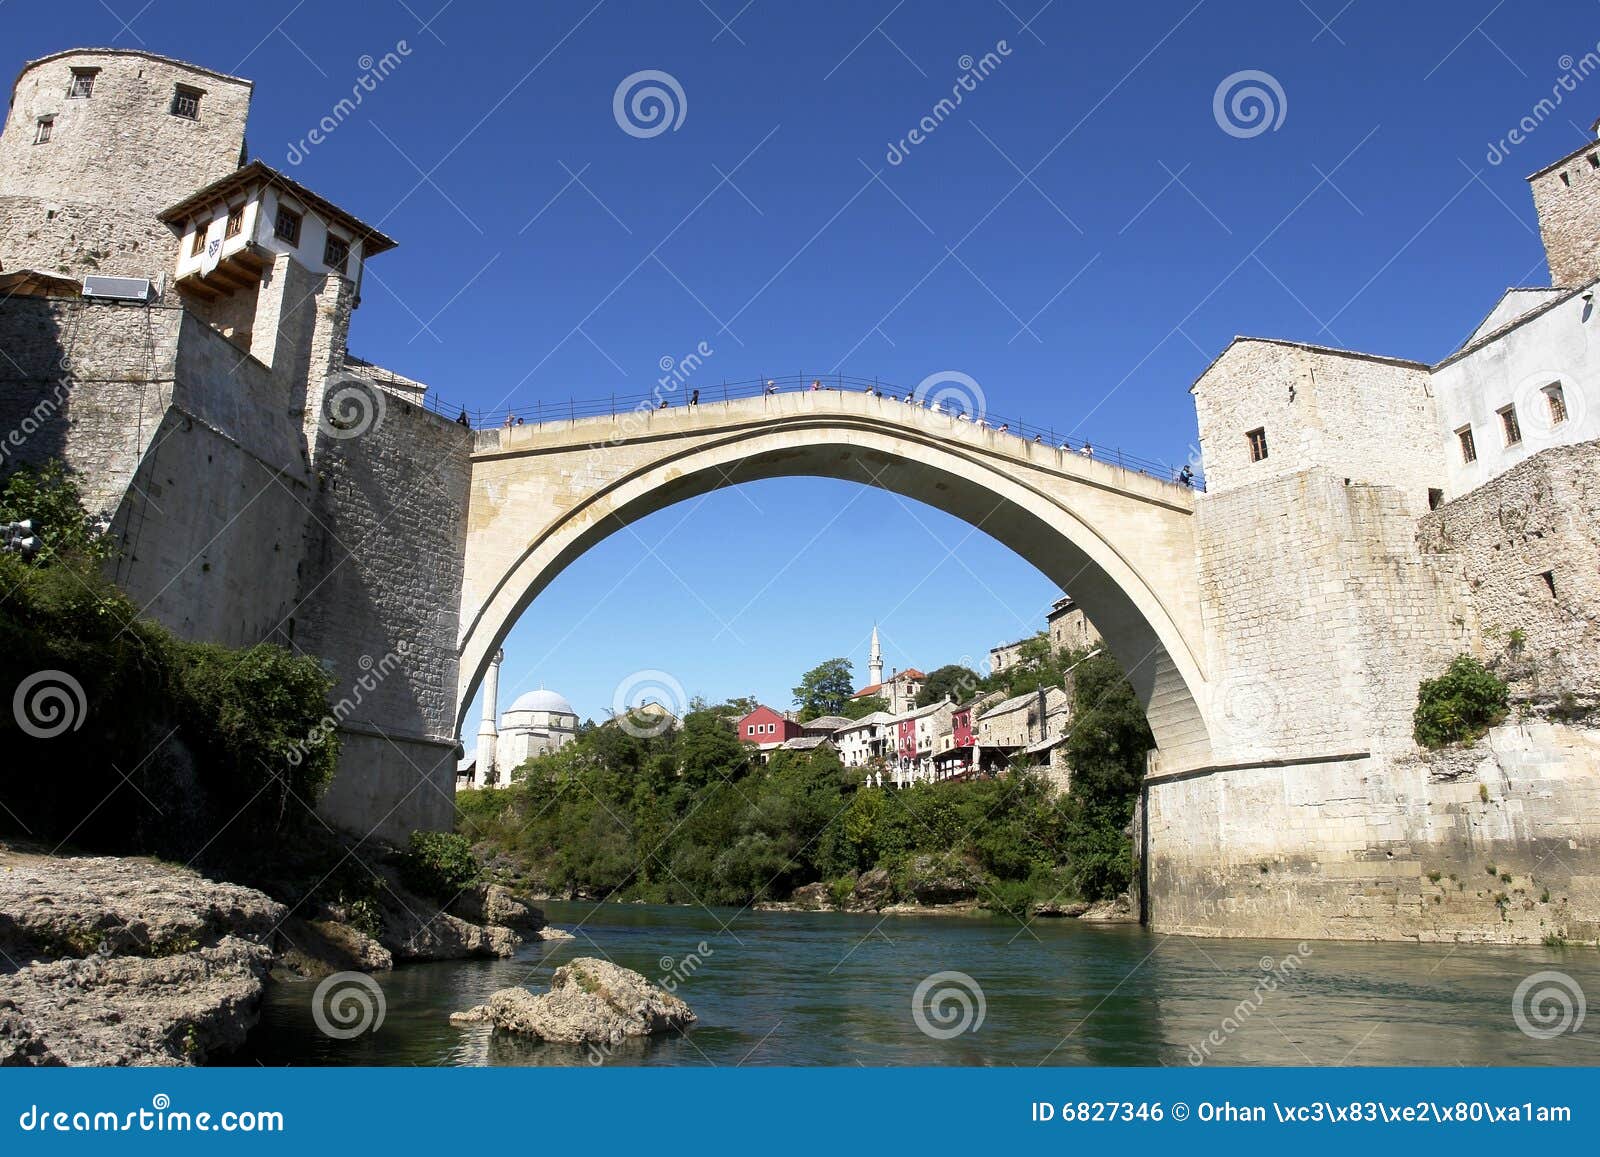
[1419,438,1600,709]
[1192,469,1470,766]
[0,194,178,282]
[1145,723,1600,943]
[1529,144,1600,287]
[295,395,474,838]
[0,292,470,841]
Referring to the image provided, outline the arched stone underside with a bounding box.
[457,394,1212,765]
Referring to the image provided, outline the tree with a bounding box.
[840,694,887,720]
[793,657,856,721]
[916,663,982,707]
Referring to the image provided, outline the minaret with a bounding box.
[869,625,884,687]
[477,650,503,786]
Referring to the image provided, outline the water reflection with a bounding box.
[235,902,1600,1067]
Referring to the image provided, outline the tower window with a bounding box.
[190,225,208,256]
[1543,383,1568,425]
[273,207,302,245]
[1561,171,1572,186]
[34,117,53,144]
[1457,426,1477,463]
[323,235,350,273]
[1499,404,1522,446]
[1245,426,1269,462]
[225,205,245,238]
[68,68,96,98]
[1589,154,1599,169]
[170,85,202,119]
[1541,570,1556,596]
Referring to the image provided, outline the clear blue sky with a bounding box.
[7,1,1595,725]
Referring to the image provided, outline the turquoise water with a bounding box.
[237,901,1600,1066]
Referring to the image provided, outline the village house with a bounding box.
[735,704,802,761]
[835,711,894,769]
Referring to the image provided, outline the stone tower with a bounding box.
[868,625,883,687]
[0,48,252,280]
[1527,117,1600,287]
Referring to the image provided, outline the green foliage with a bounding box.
[399,831,481,899]
[793,657,856,721]
[916,664,982,707]
[0,460,108,561]
[459,644,1158,912]
[839,694,887,720]
[0,463,338,859]
[1413,655,1509,748]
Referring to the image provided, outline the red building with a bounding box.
[896,716,917,762]
[736,705,802,757]
[952,706,975,749]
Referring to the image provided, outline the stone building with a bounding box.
[496,689,579,772]
[0,49,253,282]
[834,711,894,769]
[989,596,1101,675]
[0,47,471,840]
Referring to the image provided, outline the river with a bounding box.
[236,901,1600,1066]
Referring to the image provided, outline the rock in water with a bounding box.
[474,958,695,1045]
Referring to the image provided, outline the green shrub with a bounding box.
[399,831,480,899]
[1413,656,1508,748]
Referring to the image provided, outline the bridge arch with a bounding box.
[457,394,1213,764]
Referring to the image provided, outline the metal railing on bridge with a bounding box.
[403,372,1204,491]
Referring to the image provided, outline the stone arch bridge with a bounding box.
[457,390,1214,769]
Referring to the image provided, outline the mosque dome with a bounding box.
[507,689,574,715]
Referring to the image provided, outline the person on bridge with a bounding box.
[689,388,699,406]
[997,423,1009,434]
[1178,464,1194,487]
[1081,442,1094,457]
[502,413,515,428]
[810,379,820,391]
[765,380,778,395]
[456,410,470,427]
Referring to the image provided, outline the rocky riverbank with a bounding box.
[0,843,568,1065]
[750,856,1138,922]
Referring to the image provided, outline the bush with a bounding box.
[399,831,481,899]
[1413,655,1509,748]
